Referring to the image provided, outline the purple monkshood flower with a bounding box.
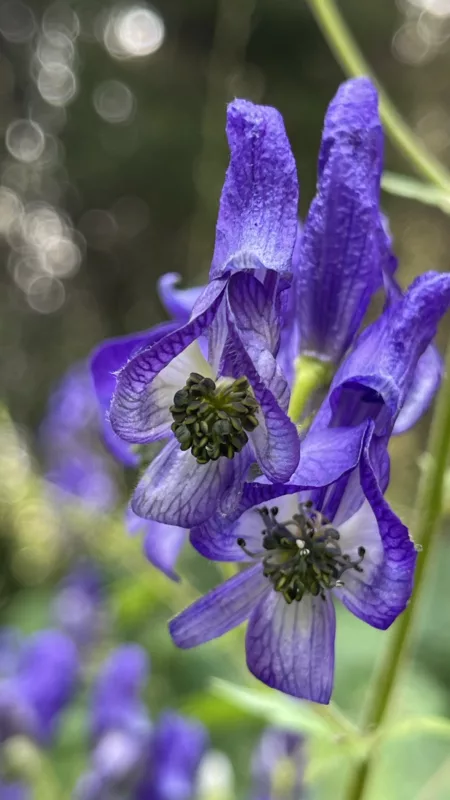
[283,77,445,432]
[0,783,30,800]
[75,645,208,800]
[250,727,306,800]
[40,362,119,512]
[97,98,301,527]
[52,563,106,649]
[0,629,79,744]
[170,424,416,703]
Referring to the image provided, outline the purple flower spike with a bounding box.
[171,425,416,702]
[296,77,384,364]
[52,563,106,649]
[90,645,150,742]
[0,630,79,744]
[211,99,299,281]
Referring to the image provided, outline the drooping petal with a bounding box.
[246,590,335,702]
[393,344,442,435]
[157,273,204,323]
[317,271,450,435]
[91,323,177,465]
[223,316,300,483]
[131,438,249,527]
[110,281,226,443]
[296,77,384,363]
[210,99,298,281]
[169,565,269,648]
[334,430,416,629]
[226,272,289,411]
[128,513,186,582]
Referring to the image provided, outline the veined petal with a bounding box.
[246,590,335,702]
[169,565,269,648]
[224,317,300,482]
[393,344,442,434]
[226,272,290,411]
[296,78,384,363]
[190,492,298,563]
[334,431,416,629]
[321,271,450,435]
[131,438,248,527]
[110,281,225,443]
[157,273,204,323]
[91,323,176,465]
[210,99,298,280]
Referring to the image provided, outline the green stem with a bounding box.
[305,0,450,193]
[288,356,332,422]
[345,339,450,800]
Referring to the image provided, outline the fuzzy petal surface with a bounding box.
[246,591,335,702]
[210,99,298,280]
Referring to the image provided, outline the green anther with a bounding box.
[241,503,366,605]
[170,372,260,465]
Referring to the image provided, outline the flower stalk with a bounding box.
[305,0,450,193]
[288,356,332,423]
[345,339,450,800]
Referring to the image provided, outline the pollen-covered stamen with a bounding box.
[239,502,366,605]
[170,373,259,465]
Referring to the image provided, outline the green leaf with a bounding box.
[211,678,355,739]
[381,171,450,213]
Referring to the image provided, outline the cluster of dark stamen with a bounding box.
[170,373,259,465]
[238,501,365,604]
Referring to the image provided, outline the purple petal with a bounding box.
[224,317,300,483]
[158,273,204,324]
[334,430,417,629]
[190,492,299,564]
[110,281,226,443]
[246,591,335,702]
[0,784,29,800]
[91,323,176,465]
[226,272,289,410]
[321,271,450,434]
[16,630,79,744]
[297,78,384,362]
[145,712,208,800]
[169,565,268,648]
[211,99,298,280]
[143,520,185,582]
[91,645,150,740]
[394,344,442,434]
[131,438,249,527]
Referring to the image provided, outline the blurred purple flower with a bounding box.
[40,362,118,512]
[171,425,416,702]
[0,629,79,744]
[76,645,208,800]
[251,728,305,800]
[0,783,30,800]
[52,563,106,649]
[127,508,185,582]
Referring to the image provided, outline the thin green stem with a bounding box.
[305,0,450,193]
[345,340,450,800]
[288,356,332,422]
